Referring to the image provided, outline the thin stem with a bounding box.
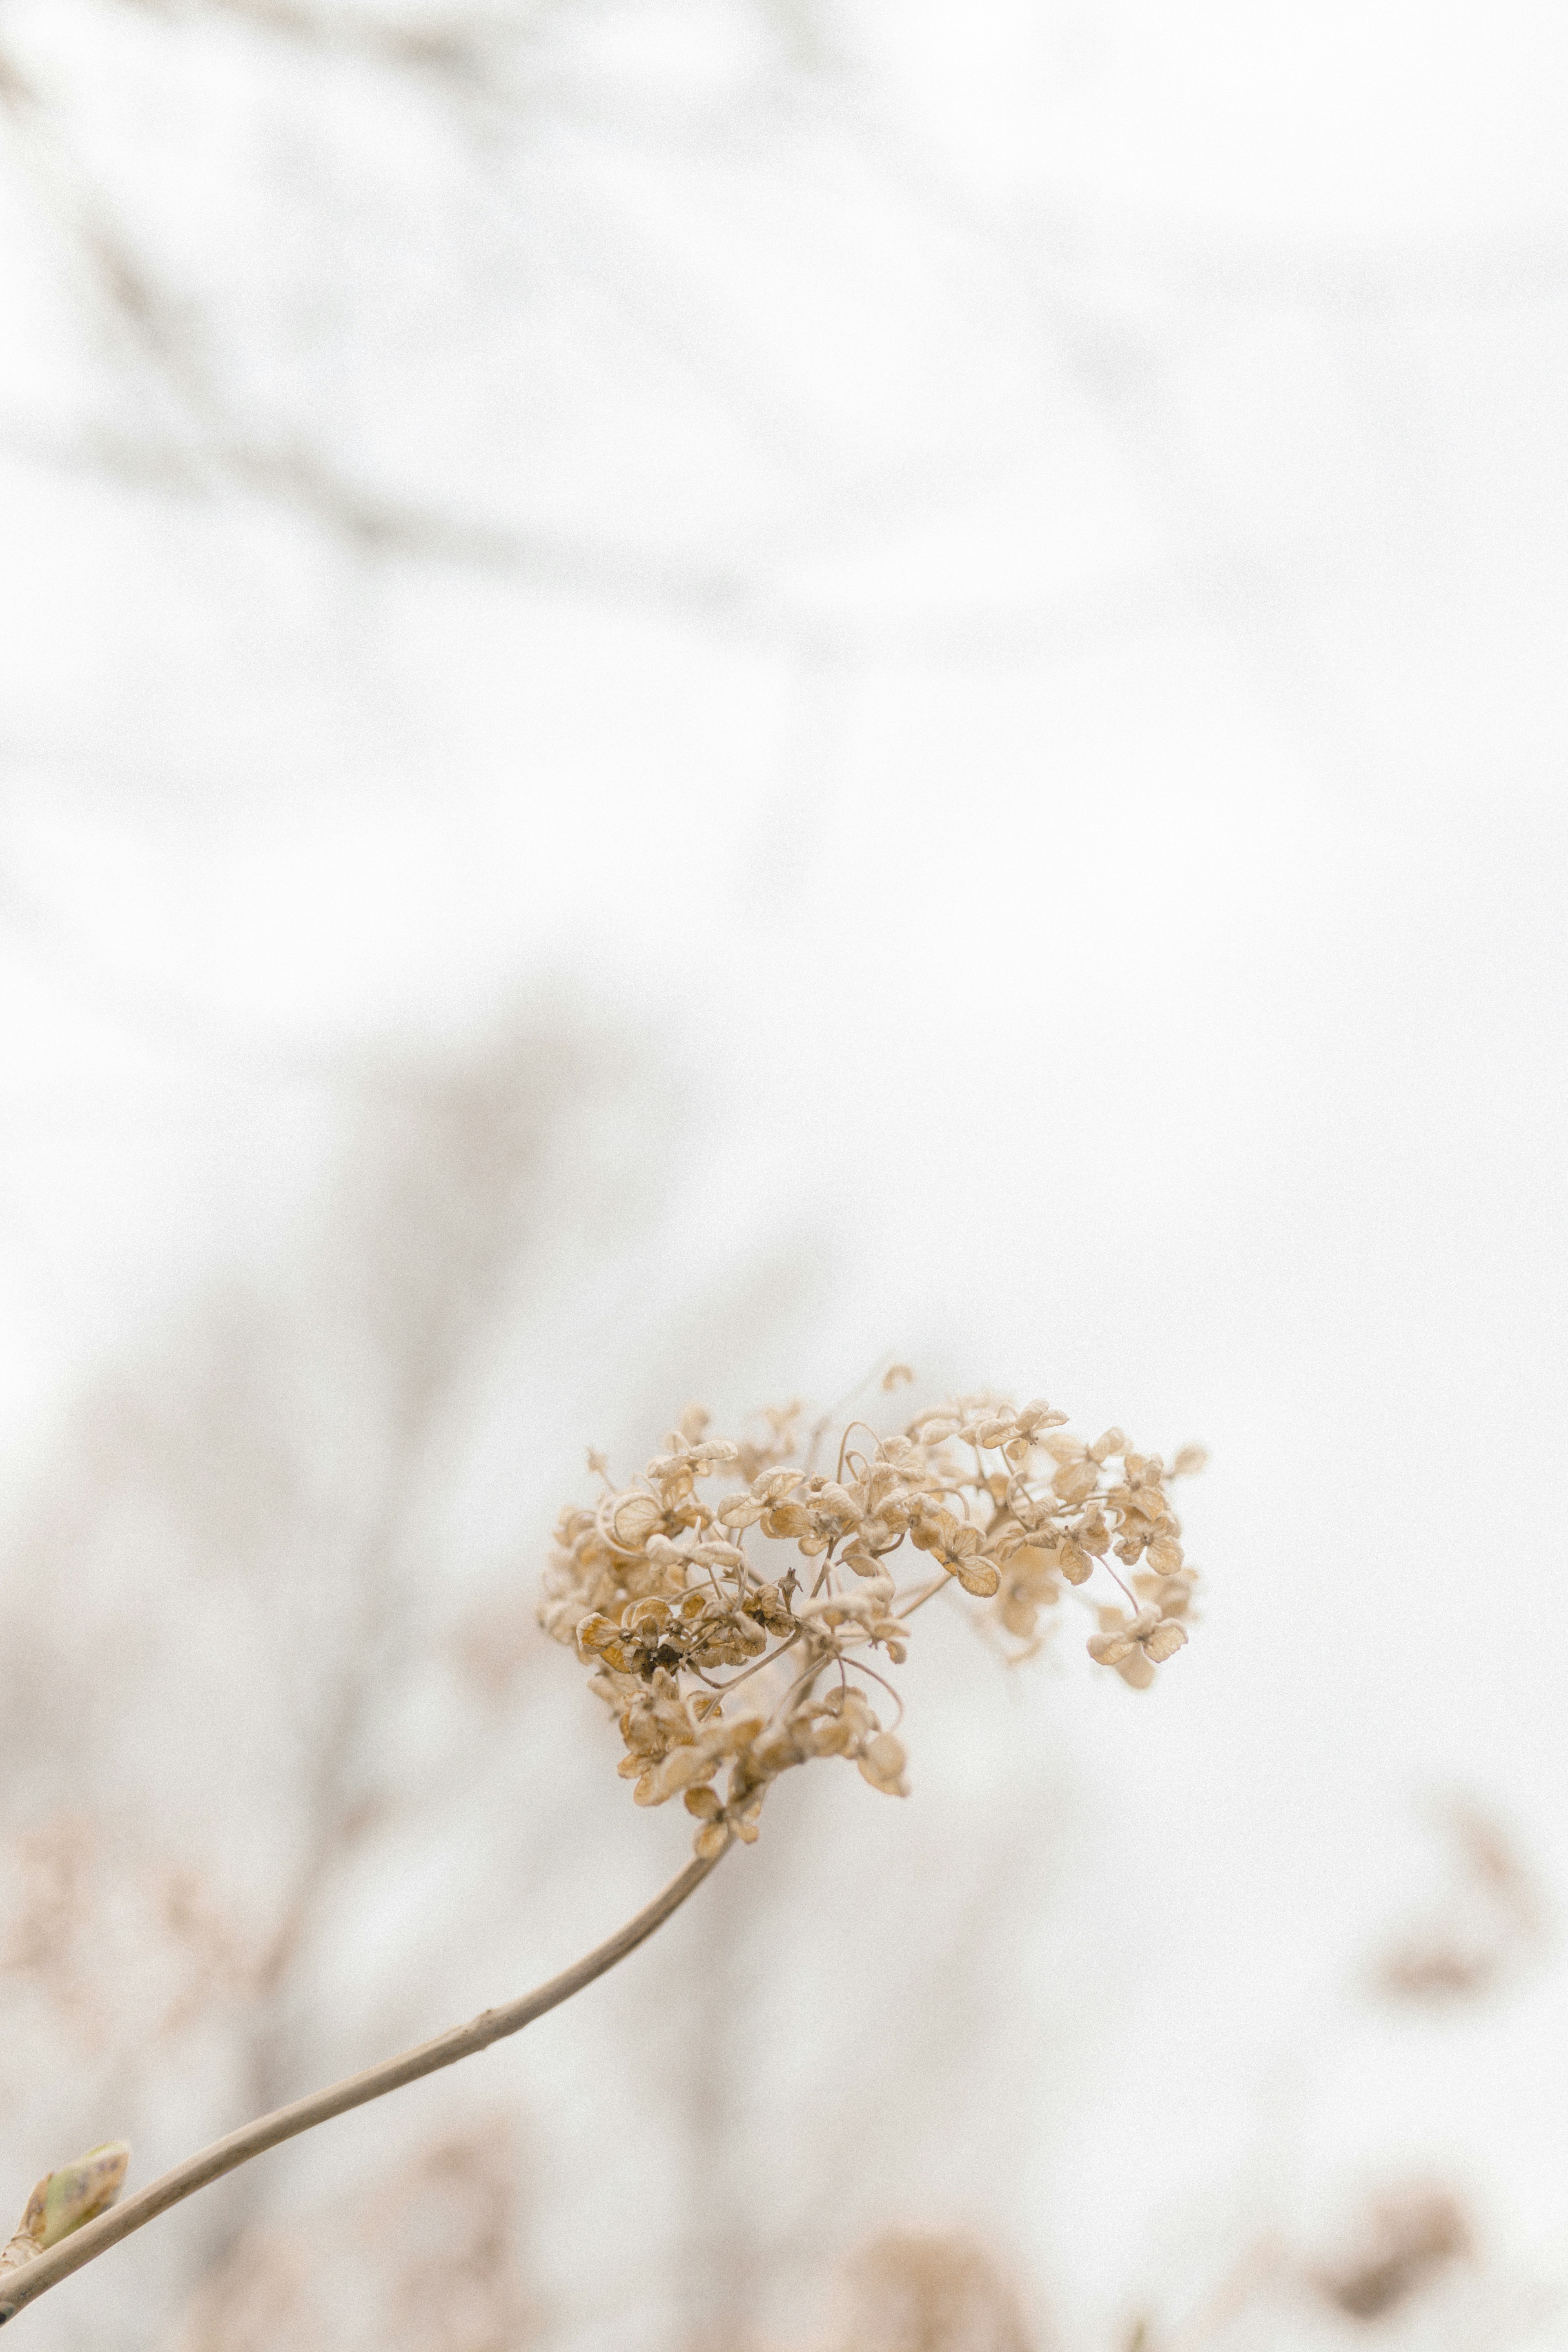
[0,1850,724,2327]
[708,1625,801,1696]
[803,1359,890,1472]
[840,1650,905,1725]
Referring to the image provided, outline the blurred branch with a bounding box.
[0,12,764,616]
[0,1849,722,2326]
[111,0,526,87]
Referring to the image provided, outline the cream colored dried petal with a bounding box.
[606,1492,662,1550]
[693,1820,730,1860]
[1146,1537,1184,1576]
[694,1438,739,1466]
[537,1594,585,1646]
[1051,1459,1099,1506]
[858,1732,909,1795]
[684,1785,722,1819]
[1172,1444,1209,1477]
[693,1539,749,1569]
[1142,1619,1188,1664]
[716,1495,766,1529]
[1058,1543,1093,1585]
[798,1577,895,1627]
[951,1556,1001,1598]
[743,1733,801,1781]
[653,1746,719,1801]
[808,1479,860,1517]
[576,1614,638,1674]
[741,1584,795,1636]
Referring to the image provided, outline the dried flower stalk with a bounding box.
[0,1376,1202,2328]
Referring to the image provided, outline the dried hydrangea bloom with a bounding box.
[541,1389,1204,1858]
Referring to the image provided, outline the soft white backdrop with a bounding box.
[1,4,1566,2348]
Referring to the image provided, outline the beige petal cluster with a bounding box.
[541,1390,1204,1857]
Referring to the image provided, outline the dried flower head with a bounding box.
[541,1385,1205,1858]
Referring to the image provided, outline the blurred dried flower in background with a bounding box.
[0,1814,247,2049]
[1127,2187,1483,2352]
[836,2230,1034,2352]
[168,2119,537,2352]
[1312,2185,1474,2323]
[1370,1801,1546,2005]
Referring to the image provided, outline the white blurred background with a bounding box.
[1,3,1566,2348]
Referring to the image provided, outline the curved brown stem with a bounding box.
[0,1850,723,2326]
